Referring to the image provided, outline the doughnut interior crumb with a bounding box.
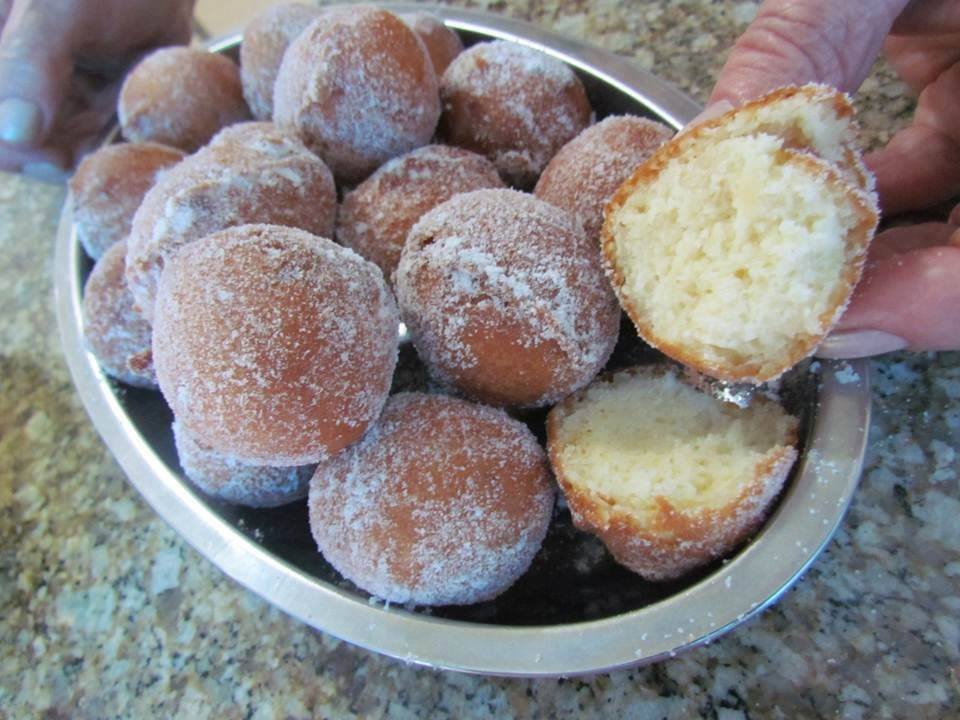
[547,366,799,580]
[606,128,877,383]
[551,368,797,517]
[604,84,880,383]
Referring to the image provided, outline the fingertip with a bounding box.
[0,96,43,146]
[681,100,735,134]
[0,6,76,149]
[21,160,70,184]
[816,330,908,359]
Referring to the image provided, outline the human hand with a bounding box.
[704,0,960,358]
[0,0,195,180]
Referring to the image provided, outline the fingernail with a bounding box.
[0,98,43,146]
[22,162,69,184]
[949,204,960,226]
[816,330,908,359]
[681,100,735,134]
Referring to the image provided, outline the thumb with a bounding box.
[708,0,910,109]
[0,0,75,147]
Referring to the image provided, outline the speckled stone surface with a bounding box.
[1,1,958,718]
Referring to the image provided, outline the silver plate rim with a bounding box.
[54,4,871,678]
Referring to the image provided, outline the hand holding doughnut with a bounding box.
[703,0,960,357]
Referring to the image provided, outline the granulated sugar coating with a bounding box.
[152,224,399,466]
[118,47,251,152]
[70,142,184,260]
[337,144,504,281]
[126,122,337,322]
[273,6,441,184]
[82,240,156,389]
[173,420,313,508]
[395,188,620,408]
[534,116,674,241]
[308,392,555,606]
[240,3,323,120]
[400,11,464,76]
[439,41,592,188]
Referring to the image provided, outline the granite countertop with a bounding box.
[2,1,958,717]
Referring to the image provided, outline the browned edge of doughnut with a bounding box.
[600,107,879,384]
[545,365,800,581]
[694,83,872,191]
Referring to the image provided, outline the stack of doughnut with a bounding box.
[73,3,877,604]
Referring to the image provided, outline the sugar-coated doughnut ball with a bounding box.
[273,6,440,184]
[439,41,592,188]
[70,142,184,260]
[82,240,156,388]
[126,122,337,322]
[240,3,323,120]
[395,189,620,408]
[400,12,464,76]
[308,392,555,606]
[118,47,251,152]
[337,145,504,280]
[534,116,673,241]
[173,420,313,508]
[153,224,399,466]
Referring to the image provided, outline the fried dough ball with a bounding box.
[547,366,799,580]
[70,142,184,260]
[119,47,251,152]
[240,3,323,120]
[308,392,555,605]
[173,420,313,508]
[534,115,673,241]
[126,122,336,322]
[273,6,441,184]
[395,189,620,407]
[152,224,399,466]
[400,11,464,76]
[439,41,592,187]
[337,144,503,280]
[82,239,156,388]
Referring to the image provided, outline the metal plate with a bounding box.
[53,4,871,677]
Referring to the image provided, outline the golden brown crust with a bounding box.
[692,84,867,191]
[336,145,503,281]
[70,142,184,260]
[601,89,879,384]
[395,188,620,408]
[438,41,592,188]
[401,11,464,76]
[546,366,799,581]
[308,392,555,605]
[119,48,251,153]
[272,7,441,184]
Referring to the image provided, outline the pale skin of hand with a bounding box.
[705,0,960,358]
[0,0,195,179]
